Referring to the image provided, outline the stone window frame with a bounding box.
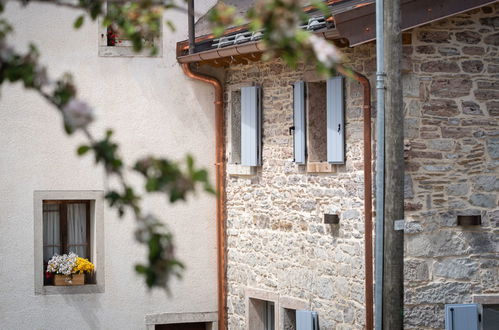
[245,287,279,330]
[279,295,310,329]
[98,3,162,57]
[226,82,258,177]
[145,311,218,330]
[34,190,105,295]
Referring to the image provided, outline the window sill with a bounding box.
[306,162,337,173]
[98,46,162,57]
[473,294,499,304]
[227,164,257,177]
[36,284,104,295]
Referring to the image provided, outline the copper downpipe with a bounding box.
[181,63,227,330]
[337,64,373,330]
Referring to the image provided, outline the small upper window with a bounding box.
[98,2,162,57]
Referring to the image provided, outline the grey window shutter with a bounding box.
[293,81,306,164]
[241,86,261,166]
[297,310,319,330]
[327,76,345,164]
[445,304,480,330]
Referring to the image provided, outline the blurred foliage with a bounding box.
[0,0,343,291]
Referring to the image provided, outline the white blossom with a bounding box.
[62,99,94,130]
[309,34,342,68]
[46,252,78,275]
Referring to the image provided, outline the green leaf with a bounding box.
[77,145,91,155]
[74,16,84,29]
[165,20,176,32]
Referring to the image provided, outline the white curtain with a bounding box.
[43,204,60,262]
[67,203,87,258]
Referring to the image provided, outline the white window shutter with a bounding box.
[297,310,319,330]
[293,81,306,164]
[445,304,480,330]
[241,86,261,166]
[327,76,345,164]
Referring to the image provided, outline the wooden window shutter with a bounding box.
[327,76,345,164]
[241,86,261,166]
[293,81,306,164]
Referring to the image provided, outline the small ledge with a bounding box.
[145,311,218,330]
[98,46,162,57]
[227,164,257,177]
[473,294,499,304]
[37,284,104,295]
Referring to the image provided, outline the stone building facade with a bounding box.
[223,5,499,329]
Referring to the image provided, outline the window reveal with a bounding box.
[43,200,91,285]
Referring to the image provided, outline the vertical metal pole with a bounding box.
[383,0,404,327]
[374,0,385,328]
[188,0,195,54]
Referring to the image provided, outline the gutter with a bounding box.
[177,29,340,64]
[180,63,227,330]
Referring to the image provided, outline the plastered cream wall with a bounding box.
[0,2,218,329]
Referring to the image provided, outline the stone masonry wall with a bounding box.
[223,5,498,330]
[402,5,499,329]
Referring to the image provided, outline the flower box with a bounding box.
[54,273,85,286]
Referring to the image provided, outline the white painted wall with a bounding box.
[0,1,218,329]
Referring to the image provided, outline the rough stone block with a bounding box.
[487,137,499,158]
[416,45,435,54]
[428,139,455,151]
[420,61,460,73]
[405,259,429,282]
[462,46,485,55]
[404,304,444,329]
[462,101,483,115]
[456,30,482,44]
[484,32,499,45]
[434,258,479,279]
[462,60,484,73]
[418,31,450,43]
[422,99,459,116]
[480,16,499,28]
[487,101,499,116]
[405,282,471,304]
[472,175,499,192]
[430,78,472,98]
[406,231,468,257]
[447,183,470,196]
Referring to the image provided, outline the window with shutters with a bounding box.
[292,76,345,172]
[34,191,105,294]
[226,84,261,176]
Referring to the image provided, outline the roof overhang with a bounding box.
[335,0,498,46]
[176,0,498,65]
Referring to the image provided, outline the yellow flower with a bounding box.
[73,257,95,274]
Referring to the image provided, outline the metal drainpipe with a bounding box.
[187,0,195,54]
[375,0,386,328]
[181,63,227,330]
[336,64,373,330]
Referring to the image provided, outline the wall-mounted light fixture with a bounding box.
[457,215,481,226]
[324,214,340,224]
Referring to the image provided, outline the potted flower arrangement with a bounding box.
[46,252,94,286]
